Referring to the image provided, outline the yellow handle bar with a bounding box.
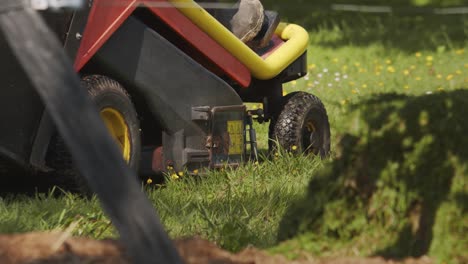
[168,0,309,80]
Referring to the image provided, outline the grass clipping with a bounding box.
[275,91,467,263]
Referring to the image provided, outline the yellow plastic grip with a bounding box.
[168,0,309,80]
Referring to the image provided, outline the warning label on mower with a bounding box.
[227,120,244,155]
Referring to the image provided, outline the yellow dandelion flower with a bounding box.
[387,66,396,73]
[332,58,339,63]
[274,152,280,157]
[403,70,410,76]
[426,62,433,67]
[455,49,465,55]
[171,174,179,180]
[456,70,462,75]
[404,85,410,90]
[351,89,358,94]
[167,166,173,170]
[340,100,347,105]
[291,80,297,86]
[446,74,454,81]
[354,62,361,67]
[254,161,259,165]
[146,178,153,184]
[410,65,416,70]
[465,64,468,69]
[178,171,184,177]
[349,81,355,86]
[342,65,349,71]
[426,56,433,62]
[375,72,381,76]
[193,169,199,175]
[385,59,392,65]
[437,87,444,92]
[378,82,384,87]
[362,84,368,89]
[415,76,422,81]
[308,64,317,70]
[436,74,442,79]
[291,145,298,151]
[415,52,422,57]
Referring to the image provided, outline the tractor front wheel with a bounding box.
[269,91,330,158]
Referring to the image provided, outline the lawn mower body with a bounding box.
[0,0,311,176]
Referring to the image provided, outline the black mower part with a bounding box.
[47,75,141,193]
[270,91,331,158]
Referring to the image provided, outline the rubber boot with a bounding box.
[230,0,264,44]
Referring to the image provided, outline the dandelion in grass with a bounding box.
[332,58,339,63]
[437,74,442,79]
[291,80,297,86]
[410,65,416,70]
[385,59,392,65]
[291,145,298,151]
[342,65,348,71]
[415,52,422,58]
[446,74,454,81]
[308,64,316,70]
[387,66,396,73]
[146,178,153,184]
[340,99,347,106]
[354,62,360,67]
[456,70,462,75]
[193,169,199,175]
[349,81,355,86]
[415,76,421,81]
[171,174,179,180]
[426,56,433,62]
[455,49,465,55]
[378,82,384,87]
[362,84,368,89]
[403,70,410,76]
[351,89,358,94]
[404,85,410,90]
[437,87,444,92]
[464,64,468,69]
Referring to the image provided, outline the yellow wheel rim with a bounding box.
[100,108,131,163]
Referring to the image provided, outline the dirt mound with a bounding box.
[0,232,432,264]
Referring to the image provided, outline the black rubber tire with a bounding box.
[269,91,330,158]
[46,75,141,193]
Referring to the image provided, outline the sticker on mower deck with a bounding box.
[227,120,244,155]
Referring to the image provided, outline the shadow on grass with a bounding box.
[277,89,468,260]
[262,0,467,52]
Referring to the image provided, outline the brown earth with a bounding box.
[0,232,433,264]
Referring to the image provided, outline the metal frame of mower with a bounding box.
[0,0,330,179]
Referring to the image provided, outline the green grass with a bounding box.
[1,5,467,264]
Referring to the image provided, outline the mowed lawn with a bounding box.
[1,5,467,263]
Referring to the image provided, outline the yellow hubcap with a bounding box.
[306,121,316,133]
[100,108,131,163]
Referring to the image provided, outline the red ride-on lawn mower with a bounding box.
[0,0,330,189]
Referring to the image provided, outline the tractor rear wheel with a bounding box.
[269,91,330,158]
[47,75,141,193]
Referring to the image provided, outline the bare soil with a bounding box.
[0,232,433,264]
